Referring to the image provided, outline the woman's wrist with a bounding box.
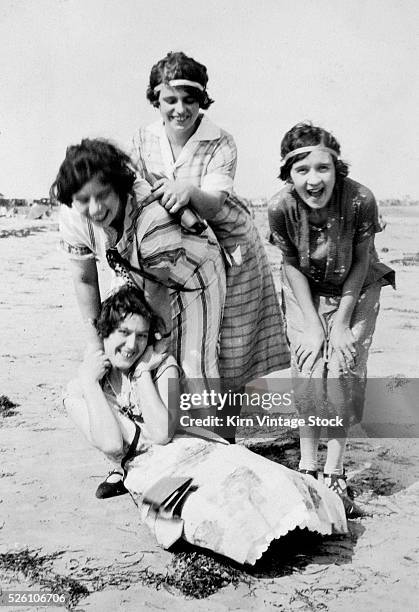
[333,317,351,328]
[303,313,322,327]
[131,368,152,381]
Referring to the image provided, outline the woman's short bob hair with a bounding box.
[97,285,164,342]
[279,123,349,182]
[50,139,136,207]
[146,51,214,110]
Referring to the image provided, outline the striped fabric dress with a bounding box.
[59,194,226,397]
[132,115,290,390]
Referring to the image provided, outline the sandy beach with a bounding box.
[1,206,418,611]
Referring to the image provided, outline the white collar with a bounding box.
[147,114,221,142]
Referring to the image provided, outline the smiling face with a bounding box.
[290,150,336,209]
[104,314,150,372]
[158,84,200,140]
[72,175,124,229]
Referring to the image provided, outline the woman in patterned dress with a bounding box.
[65,285,347,563]
[268,123,395,516]
[133,51,290,405]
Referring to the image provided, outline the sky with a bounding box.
[0,0,418,200]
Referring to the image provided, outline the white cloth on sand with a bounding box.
[124,434,347,565]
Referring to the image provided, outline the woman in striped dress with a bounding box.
[53,138,226,412]
[133,51,290,400]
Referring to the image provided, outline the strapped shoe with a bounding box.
[95,469,128,499]
[298,469,319,479]
[323,471,368,519]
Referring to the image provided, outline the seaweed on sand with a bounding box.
[0,395,19,418]
[80,549,252,600]
[165,550,251,598]
[0,548,89,610]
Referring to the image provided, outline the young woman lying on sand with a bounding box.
[64,285,347,565]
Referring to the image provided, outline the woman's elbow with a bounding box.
[150,433,171,446]
[92,437,124,457]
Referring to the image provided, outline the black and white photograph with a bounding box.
[0,1,418,610]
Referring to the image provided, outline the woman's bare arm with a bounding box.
[329,238,371,368]
[144,179,227,220]
[69,258,102,348]
[283,257,326,372]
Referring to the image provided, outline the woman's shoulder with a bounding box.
[153,354,181,380]
[59,204,101,257]
[198,115,236,146]
[59,203,83,228]
[133,121,163,151]
[140,120,163,138]
[341,178,376,205]
[268,184,297,213]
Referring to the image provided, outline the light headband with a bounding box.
[154,79,205,93]
[282,145,338,163]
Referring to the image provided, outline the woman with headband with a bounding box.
[268,123,395,517]
[132,51,289,432]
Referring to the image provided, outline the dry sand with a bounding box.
[0,207,418,611]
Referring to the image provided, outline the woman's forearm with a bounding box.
[334,240,371,326]
[70,259,102,346]
[188,186,227,220]
[82,382,124,455]
[131,372,173,444]
[283,260,320,324]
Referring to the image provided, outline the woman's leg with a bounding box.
[281,275,326,472]
[324,282,382,475]
[299,424,322,472]
[324,427,347,475]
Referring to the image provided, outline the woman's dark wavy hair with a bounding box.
[279,122,349,182]
[146,51,214,109]
[50,138,136,206]
[97,285,164,341]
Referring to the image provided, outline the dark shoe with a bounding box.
[95,470,128,499]
[324,471,368,518]
[299,469,318,479]
[341,496,369,519]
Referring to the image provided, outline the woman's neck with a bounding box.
[110,196,128,240]
[164,115,202,157]
[308,207,329,226]
[107,368,123,393]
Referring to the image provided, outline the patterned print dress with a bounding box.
[268,178,395,425]
[132,115,290,391]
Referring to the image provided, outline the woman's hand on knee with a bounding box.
[329,323,357,372]
[295,322,325,372]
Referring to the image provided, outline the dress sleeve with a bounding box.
[268,194,299,258]
[200,133,237,194]
[136,204,186,273]
[153,355,182,381]
[59,205,96,260]
[354,187,382,244]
